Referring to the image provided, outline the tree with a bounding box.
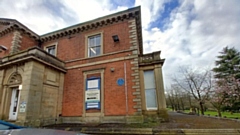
[212,47,240,111]
[166,87,181,111]
[172,66,213,115]
[213,47,240,80]
[209,80,228,117]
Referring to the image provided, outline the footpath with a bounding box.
[44,112,240,135]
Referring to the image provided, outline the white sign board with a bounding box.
[85,89,100,102]
[19,102,26,113]
[87,80,98,88]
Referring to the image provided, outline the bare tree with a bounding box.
[209,82,227,117]
[166,84,190,111]
[172,66,213,115]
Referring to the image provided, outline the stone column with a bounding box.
[17,61,44,126]
[154,64,166,109]
[56,73,64,124]
[0,86,7,119]
[154,64,168,121]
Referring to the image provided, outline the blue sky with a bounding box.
[1,0,240,88]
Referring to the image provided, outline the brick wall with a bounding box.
[62,59,137,116]
[57,19,140,117]
[0,33,13,58]
[20,33,38,50]
[0,31,38,58]
[41,21,131,61]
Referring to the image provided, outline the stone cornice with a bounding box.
[0,18,39,39]
[0,47,66,72]
[138,51,165,66]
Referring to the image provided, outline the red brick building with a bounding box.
[0,6,166,126]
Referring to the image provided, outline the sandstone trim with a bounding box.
[10,31,22,54]
[128,19,142,113]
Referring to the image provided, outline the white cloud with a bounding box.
[0,0,70,34]
[60,0,128,25]
[142,0,240,87]
[0,0,240,88]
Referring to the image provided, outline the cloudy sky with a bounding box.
[1,0,240,88]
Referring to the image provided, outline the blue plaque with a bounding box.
[117,78,124,86]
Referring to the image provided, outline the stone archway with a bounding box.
[8,72,22,86]
[0,71,22,120]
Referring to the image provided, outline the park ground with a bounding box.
[44,111,240,130]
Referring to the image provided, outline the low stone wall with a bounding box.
[61,115,144,124]
[79,128,240,135]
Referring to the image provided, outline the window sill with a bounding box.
[146,108,158,111]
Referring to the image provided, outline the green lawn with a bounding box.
[204,111,240,119]
[167,108,240,119]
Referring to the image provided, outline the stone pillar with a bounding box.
[154,64,168,121]
[56,73,64,124]
[0,86,7,119]
[17,61,45,126]
[154,64,166,109]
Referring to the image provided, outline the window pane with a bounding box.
[88,34,101,57]
[95,46,100,56]
[143,70,155,89]
[89,46,101,57]
[95,35,101,45]
[52,48,55,55]
[89,37,95,47]
[46,46,55,55]
[145,89,157,109]
[89,47,96,57]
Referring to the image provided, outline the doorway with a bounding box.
[9,87,20,120]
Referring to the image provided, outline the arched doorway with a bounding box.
[7,72,22,120]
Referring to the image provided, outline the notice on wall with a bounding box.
[19,102,26,113]
[87,80,98,89]
[86,78,101,110]
[85,89,100,102]
[86,102,100,109]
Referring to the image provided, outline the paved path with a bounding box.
[44,112,240,134]
[157,111,240,129]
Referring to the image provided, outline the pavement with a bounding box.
[44,111,240,135]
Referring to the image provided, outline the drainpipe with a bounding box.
[124,62,128,115]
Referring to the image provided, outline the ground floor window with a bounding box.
[85,77,101,110]
[143,70,157,110]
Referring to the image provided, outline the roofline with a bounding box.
[41,6,141,36]
[39,6,143,54]
[0,6,144,54]
[0,18,39,39]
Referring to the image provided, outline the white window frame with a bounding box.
[85,32,103,58]
[44,42,58,56]
[143,70,158,110]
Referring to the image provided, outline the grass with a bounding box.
[180,109,240,119]
[204,111,240,119]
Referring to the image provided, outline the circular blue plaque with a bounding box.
[117,78,124,86]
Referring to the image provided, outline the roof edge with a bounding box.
[0,18,39,39]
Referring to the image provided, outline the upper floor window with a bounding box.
[46,45,56,56]
[88,34,101,57]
